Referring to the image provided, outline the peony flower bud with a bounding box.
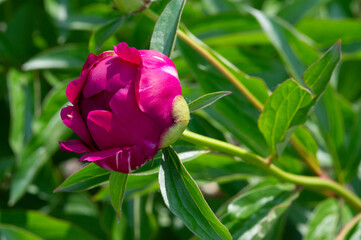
[114,0,150,14]
[59,43,189,173]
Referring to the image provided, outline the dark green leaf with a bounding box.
[0,224,42,240]
[109,171,128,220]
[22,44,88,71]
[188,91,231,112]
[277,0,325,25]
[54,163,109,192]
[89,17,123,54]
[9,109,71,205]
[258,79,312,155]
[220,182,298,240]
[159,147,231,240]
[150,0,186,56]
[245,7,318,82]
[0,211,99,240]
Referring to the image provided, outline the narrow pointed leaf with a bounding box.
[54,163,109,192]
[159,147,231,240]
[89,17,123,54]
[109,171,128,219]
[304,41,341,96]
[150,0,186,56]
[188,91,232,112]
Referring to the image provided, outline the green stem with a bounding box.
[181,130,361,210]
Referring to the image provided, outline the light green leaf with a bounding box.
[305,199,352,240]
[0,211,98,240]
[258,79,312,155]
[7,69,29,158]
[220,182,298,240]
[54,163,109,192]
[0,224,42,240]
[22,44,88,70]
[304,41,341,96]
[150,0,186,56]
[89,17,123,54]
[159,147,232,240]
[188,91,231,112]
[109,172,128,220]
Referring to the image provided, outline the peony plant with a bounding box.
[59,43,189,173]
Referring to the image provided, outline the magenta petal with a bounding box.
[66,76,87,105]
[113,42,141,65]
[61,106,93,146]
[94,146,148,173]
[109,86,161,148]
[82,56,138,98]
[59,139,90,153]
[79,148,121,161]
[135,67,182,129]
[81,53,97,76]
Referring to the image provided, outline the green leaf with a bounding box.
[303,41,341,96]
[9,109,71,205]
[188,91,231,112]
[305,199,352,240]
[297,19,361,46]
[7,69,29,158]
[220,182,298,240]
[109,172,128,220]
[0,211,98,240]
[22,44,88,70]
[0,224,42,240]
[54,163,109,192]
[159,147,231,240]
[258,79,312,155]
[277,0,325,25]
[89,17,123,54]
[150,0,186,56]
[244,7,318,82]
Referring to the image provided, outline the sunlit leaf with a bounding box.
[109,171,128,220]
[188,91,231,112]
[54,163,109,192]
[150,0,186,56]
[159,147,232,240]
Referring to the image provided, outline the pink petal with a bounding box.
[113,42,142,66]
[82,56,138,98]
[86,107,159,156]
[81,53,98,76]
[66,76,87,105]
[109,86,161,148]
[135,64,182,129]
[79,148,121,162]
[59,139,90,153]
[61,106,93,146]
[94,145,149,173]
[79,91,109,120]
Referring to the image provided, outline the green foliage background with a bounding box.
[2,0,361,239]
